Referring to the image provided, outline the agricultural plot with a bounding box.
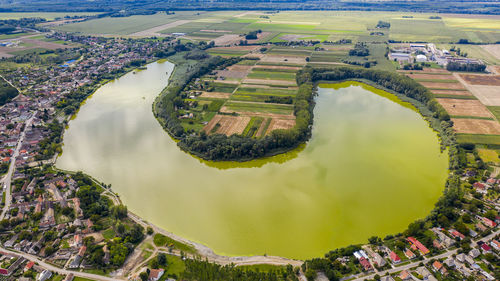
[203,115,250,136]
[436,98,494,118]
[419,81,466,90]
[454,73,500,106]
[221,101,294,115]
[451,118,500,135]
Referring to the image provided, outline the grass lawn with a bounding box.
[247,70,296,80]
[487,106,500,121]
[153,233,196,254]
[477,148,499,164]
[224,101,294,115]
[73,277,98,281]
[457,134,500,145]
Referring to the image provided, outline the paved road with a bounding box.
[0,113,35,220]
[354,228,500,280]
[0,246,121,280]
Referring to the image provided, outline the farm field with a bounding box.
[0,33,76,58]
[51,11,500,43]
[177,58,300,137]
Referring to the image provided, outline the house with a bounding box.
[481,243,492,253]
[389,53,411,62]
[433,240,443,250]
[469,248,480,258]
[399,270,412,280]
[371,252,386,267]
[416,266,433,279]
[389,251,401,264]
[432,260,447,275]
[491,240,500,250]
[444,257,455,268]
[24,261,34,272]
[404,249,416,259]
[148,268,164,281]
[37,270,52,281]
[359,257,372,271]
[482,217,497,228]
[407,237,430,255]
[449,230,465,240]
[473,182,487,193]
[476,222,488,232]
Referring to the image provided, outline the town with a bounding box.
[0,9,499,281]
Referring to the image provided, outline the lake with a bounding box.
[56,61,448,259]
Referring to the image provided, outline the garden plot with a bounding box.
[265,118,296,134]
[199,92,232,99]
[431,89,473,96]
[203,115,250,136]
[260,54,307,65]
[437,98,494,118]
[452,118,500,135]
[406,74,454,80]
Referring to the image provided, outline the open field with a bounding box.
[430,89,472,96]
[203,114,251,136]
[52,11,500,44]
[477,148,500,164]
[457,134,500,145]
[129,20,192,37]
[419,81,466,90]
[436,98,493,118]
[451,118,500,135]
[406,74,454,80]
[221,101,294,115]
[459,74,500,86]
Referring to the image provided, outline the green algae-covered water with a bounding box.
[56,61,448,259]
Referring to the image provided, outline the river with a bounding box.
[56,61,448,259]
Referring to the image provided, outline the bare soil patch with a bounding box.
[406,74,454,80]
[213,34,242,46]
[210,45,259,52]
[437,98,494,118]
[203,115,250,136]
[219,108,295,119]
[481,44,500,60]
[261,54,307,65]
[460,74,500,86]
[431,89,472,96]
[199,91,232,99]
[422,68,451,73]
[452,118,500,135]
[265,118,296,135]
[465,85,500,106]
[420,81,466,90]
[216,64,253,80]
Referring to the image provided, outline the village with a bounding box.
[0,33,178,281]
[0,17,499,281]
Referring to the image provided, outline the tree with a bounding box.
[139,272,148,281]
[305,268,317,281]
[157,253,167,266]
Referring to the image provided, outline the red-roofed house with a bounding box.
[405,249,416,259]
[148,268,164,281]
[359,257,372,271]
[481,244,492,253]
[482,217,497,228]
[390,251,401,264]
[407,237,430,255]
[450,230,465,240]
[24,261,34,272]
[432,260,447,275]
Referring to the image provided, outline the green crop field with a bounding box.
[224,101,294,115]
[212,82,238,93]
[51,10,500,43]
[247,70,296,80]
[457,134,500,145]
